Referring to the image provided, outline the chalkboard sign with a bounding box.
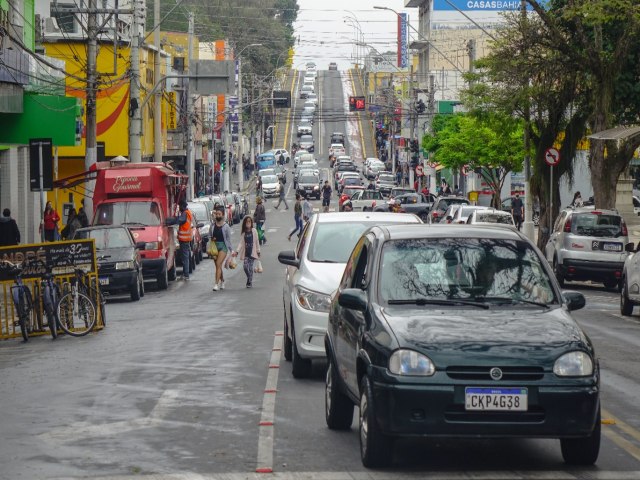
[0,239,96,281]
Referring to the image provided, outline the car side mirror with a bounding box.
[278,250,300,268]
[563,291,586,311]
[338,288,368,312]
[197,222,205,229]
[625,242,636,253]
[135,242,146,250]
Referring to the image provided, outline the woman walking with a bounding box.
[40,201,60,242]
[288,194,304,241]
[234,216,261,288]
[254,196,267,245]
[210,206,234,291]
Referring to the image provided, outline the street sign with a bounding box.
[544,147,560,166]
[415,165,424,176]
[428,162,437,169]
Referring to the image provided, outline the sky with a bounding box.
[292,0,505,71]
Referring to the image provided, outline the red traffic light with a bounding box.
[349,96,366,111]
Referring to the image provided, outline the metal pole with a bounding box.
[409,65,415,190]
[549,165,553,234]
[185,12,195,199]
[521,0,534,240]
[39,143,45,242]
[84,0,98,221]
[129,0,142,163]
[224,113,231,192]
[238,57,244,191]
[153,0,162,162]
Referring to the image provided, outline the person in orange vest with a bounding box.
[171,200,193,281]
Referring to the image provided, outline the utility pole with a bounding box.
[84,0,98,220]
[521,0,534,240]
[153,0,162,162]
[237,57,245,191]
[224,110,231,192]
[129,0,142,163]
[389,73,395,175]
[409,64,416,190]
[185,12,195,199]
[466,38,476,194]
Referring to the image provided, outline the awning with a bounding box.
[588,126,640,141]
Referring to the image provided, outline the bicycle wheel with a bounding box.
[57,291,97,337]
[44,283,58,339]
[14,288,29,342]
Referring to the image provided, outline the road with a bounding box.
[2,70,640,480]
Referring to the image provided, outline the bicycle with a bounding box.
[57,262,98,337]
[31,259,62,339]
[0,260,40,342]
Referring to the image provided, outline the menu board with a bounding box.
[0,239,96,281]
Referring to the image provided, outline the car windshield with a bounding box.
[260,169,275,176]
[309,222,389,263]
[301,135,313,142]
[461,207,481,218]
[571,213,622,238]
[262,175,277,184]
[80,228,132,249]
[378,174,394,182]
[379,238,557,306]
[344,178,360,185]
[343,188,362,197]
[300,175,318,183]
[94,201,161,226]
[188,203,208,221]
[437,199,468,211]
[477,213,513,224]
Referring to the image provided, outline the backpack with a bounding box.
[282,175,287,185]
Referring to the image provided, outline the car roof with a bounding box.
[378,223,526,241]
[566,207,620,215]
[316,212,421,224]
[78,225,129,232]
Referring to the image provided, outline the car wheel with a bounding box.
[359,376,393,468]
[130,272,141,301]
[168,257,177,281]
[603,278,618,291]
[291,322,312,378]
[553,257,565,287]
[157,262,169,290]
[325,356,354,429]
[560,407,601,465]
[140,273,145,297]
[189,253,195,273]
[283,310,293,361]
[621,280,634,315]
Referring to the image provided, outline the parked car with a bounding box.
[296,171,321,200]
[467,208,516,226]
[545,207,629,290]
[73,225,144,301]
[428,196,470,224]
[502,196,540,226]
[277,212,422,378]
[349,189,384,211]
[187,201,212,255]
[261,175,281,198]
[394,193,435,221]
[325,224,598,468]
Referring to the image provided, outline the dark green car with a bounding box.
[325,224,600,468]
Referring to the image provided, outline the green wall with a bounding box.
[24,0,35,51]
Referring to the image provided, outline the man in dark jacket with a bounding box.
[0,208,20,246]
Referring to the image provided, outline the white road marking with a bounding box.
[255,331,284,473]
[266,228,278,233]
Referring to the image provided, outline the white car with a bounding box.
[442,205,488,224]
[329,144,346,156]
[306,93,318,105]
[277,212,422,378]
[272,148,290,164]
[300,85,314,99]
[466,208,515,226]
[260,174,280,198]
[349,189,384,211]
[364,160,385,179]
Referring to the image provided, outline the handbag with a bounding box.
[254,260,263,274]
[207,241,218,258]
[227,257,237,269]
[256,224,265,242]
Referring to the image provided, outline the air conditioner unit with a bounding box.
[44,17,61,34]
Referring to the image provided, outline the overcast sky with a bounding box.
[292,1,505,71]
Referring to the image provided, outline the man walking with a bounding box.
[511,193,524,231]
[274,176,289,210]
[170,200,193,280]
[288,194,304,241]
[321,180,332,213]
[302,194,313,224]
[0,208,20,246]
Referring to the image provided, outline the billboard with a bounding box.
[433,0,529,10]
[397,13,408,69]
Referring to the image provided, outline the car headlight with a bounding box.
[295,285,332,312]
[553,351,594,377]
[389,349,435,376]
[115,261,135,270]
[313,186,319,190]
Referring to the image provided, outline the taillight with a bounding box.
[563,217,572,232]
[372,200,376,207]
[622,220,628,236]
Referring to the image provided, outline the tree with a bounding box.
[423,113,526,207]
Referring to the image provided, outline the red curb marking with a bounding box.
[272,348,282,351]
[259,421,274,426]
[274,333,284,336]
[264,389,278,393]
[268,365,279,369]
[256,467,273,473]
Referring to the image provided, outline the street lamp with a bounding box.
[344,16,364,68]
[235,43,262,191]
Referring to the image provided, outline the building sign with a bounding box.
[167,92,177,130]
[397,13,408,68]
[433,0,531,10]
[228,96,239,142]
[105,174,151,195]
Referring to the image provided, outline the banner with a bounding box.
[433,0,530,10]
[397,13,408,69]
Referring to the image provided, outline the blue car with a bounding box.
[257,153,276,170]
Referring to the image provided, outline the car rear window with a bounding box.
[571,213,623,238]
[476,213,513,224]
[437,199,469,211]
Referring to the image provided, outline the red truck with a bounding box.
[92,163,188,290]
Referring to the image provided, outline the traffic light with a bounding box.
[410,140,419,153]
[220,149,226,171]
[349,96,366,111]
[416,99,426,114]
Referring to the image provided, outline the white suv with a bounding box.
[545,207,629,290]
[277,212,421,378]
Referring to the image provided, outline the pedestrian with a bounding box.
[302,194,313,224]
[443,183,452,195]
[0,208,20,246]
[288,194,304,241]
[254,196,267,245]
[210,205,234,291]
[454,184,463,196]
[274,176,289,210]
[279,152,285,166]
[342,200,353,212]
[62,208,83,240]
[321,180,332,212]
[367,181,375,190]
[167,200,194,280]
[511,193,524,231]
[77,207,90,228]
[572,191,583,208]
[40,201,60,242]
[233,216,260,288]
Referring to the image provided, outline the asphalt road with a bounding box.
[2,71,640,480]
